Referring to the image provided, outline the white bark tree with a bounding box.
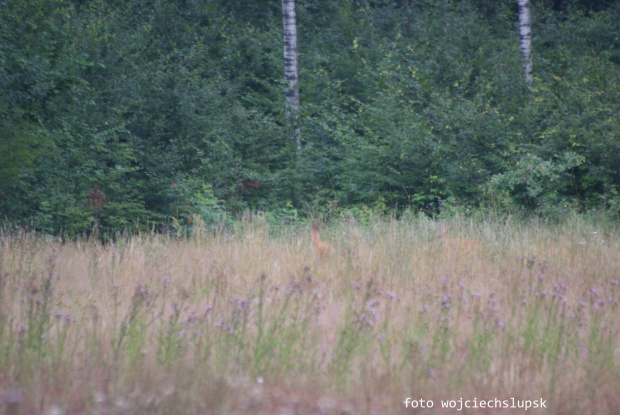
[518,0,533,86]
[281,0,301,150]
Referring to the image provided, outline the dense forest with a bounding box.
[1,0,618,235]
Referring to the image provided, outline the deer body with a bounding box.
[442,238,480,251]
[311,226,333,258]
[436,223,480,252]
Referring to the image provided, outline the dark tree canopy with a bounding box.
[1,0,618,235]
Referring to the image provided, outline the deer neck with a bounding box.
[311,228,321,246]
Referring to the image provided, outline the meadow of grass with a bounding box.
[0,213,619,414]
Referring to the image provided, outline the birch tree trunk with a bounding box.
[518,0,533,86]
[281,0,301,150]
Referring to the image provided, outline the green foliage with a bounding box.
[487,152,585,213]
[0,0,618,234]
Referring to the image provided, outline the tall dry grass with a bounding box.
[0,214,618,414]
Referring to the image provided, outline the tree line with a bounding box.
[1,0,618,235]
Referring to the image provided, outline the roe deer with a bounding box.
[436,222,480,252]
[311,224,333,258]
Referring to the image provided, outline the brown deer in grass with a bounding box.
[436,222,480,252]
[310,217,333,258]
